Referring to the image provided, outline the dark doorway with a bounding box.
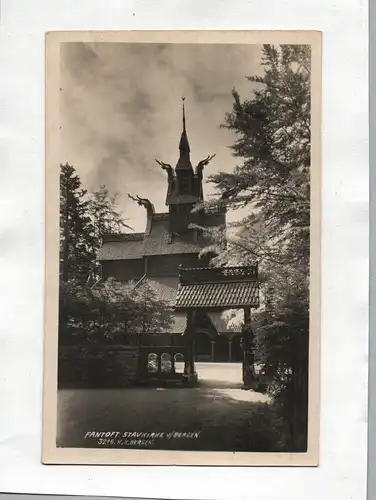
[214,335,229,362]
[195,330,212,361]
[231,334,243,362]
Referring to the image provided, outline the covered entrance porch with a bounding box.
[175,265,260,389]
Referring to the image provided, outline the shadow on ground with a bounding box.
[57,363,286,452]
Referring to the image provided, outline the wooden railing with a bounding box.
[138,346,188,381]
[178,265,258,285]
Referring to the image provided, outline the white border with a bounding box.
[0,0,368,499]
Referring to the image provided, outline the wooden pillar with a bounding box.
[210,341,215,362]
[171,354,176,374]
[228,339,232,362]
[157,353,162,373]
[185,310,196,377]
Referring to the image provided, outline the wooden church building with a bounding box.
[97,102,243,362]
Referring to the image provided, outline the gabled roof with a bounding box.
[97,212,217,261]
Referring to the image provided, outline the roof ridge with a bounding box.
[102,232,145,242]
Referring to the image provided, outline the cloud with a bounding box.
[60,42,262,231]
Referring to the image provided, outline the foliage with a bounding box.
[238,402,288,452]
[198,44,311,269]
[197,45,311,450]
[60,163,96,284]
[253,284,309,450]
[90,278,174,340]
[59,163,174,343]
[87,185,132,281]
[60,164,131,284]
[88,185,131,237]
[59,277,173,344]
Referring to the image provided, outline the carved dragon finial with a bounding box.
[155,159,175,184]
[127,193,155,217]
[195,154,216,179]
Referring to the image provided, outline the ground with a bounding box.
[57,362,276,452]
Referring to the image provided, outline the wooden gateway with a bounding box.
[175,265,260,389]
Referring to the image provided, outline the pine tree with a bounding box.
[198,45,311,451]
[60,163,95,284]
[203,44,311,269]
[87,185,132,281]
[88,185,131,240]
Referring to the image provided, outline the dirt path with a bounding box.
[57,363,270,451]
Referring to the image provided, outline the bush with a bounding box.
[237,402,288,452]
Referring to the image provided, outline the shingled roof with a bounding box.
[175,281,259,309]
[97,213,215,261]
[175,265,260,310]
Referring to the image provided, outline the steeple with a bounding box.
[176,97,193,171]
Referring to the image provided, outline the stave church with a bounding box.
[97,101,244,362]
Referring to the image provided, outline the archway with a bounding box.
[147,353,158,373]
[174,352,185,373]
[161,353,172,372]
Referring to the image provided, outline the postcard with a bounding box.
[43,30,321,466]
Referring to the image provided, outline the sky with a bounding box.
[59,42,262,232]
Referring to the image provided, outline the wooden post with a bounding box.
[228,339,232,362]
[184,310,196,382]
[210,340,215,362]
[157,353,162,373]
[184,311,189,374]
[171,353,176,374]
[188,310,195,375]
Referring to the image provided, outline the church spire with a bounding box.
[182,97,186,131]
[176,97,193,171]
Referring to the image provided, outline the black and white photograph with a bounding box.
[43,31,321,466]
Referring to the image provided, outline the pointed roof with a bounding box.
[176,98,193,171]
